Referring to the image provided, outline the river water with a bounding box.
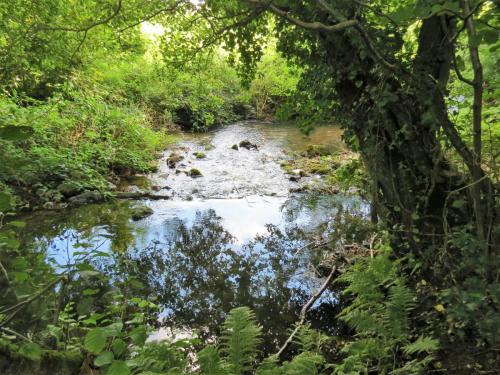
[12,121,368,351]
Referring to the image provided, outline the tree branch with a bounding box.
[119,0,185,32]
[43,0,123,33]
[276,266,337,358]
[0,277,63,327]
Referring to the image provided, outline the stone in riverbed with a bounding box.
[68,190,104,207]
[193,151,206,159]
[231,144,239,150]
[130,204,154,221]
[167,153,184,168]
[188,168,203,178]
[57,182,83,197]
[239,140,258,150]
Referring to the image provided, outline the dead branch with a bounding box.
[276,265,337,358]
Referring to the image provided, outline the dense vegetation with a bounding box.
[0,0,498,374]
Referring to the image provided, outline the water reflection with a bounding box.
[107,209,324,352]
[11,193,367,352]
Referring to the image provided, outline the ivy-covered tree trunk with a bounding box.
[315,15,496,263]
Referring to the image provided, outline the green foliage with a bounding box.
[221,307,262,374]
[86,52,248,132]
[0,91,168,209]
[333,251,438,374]
[84,327,107,354]
[249,44,300,118]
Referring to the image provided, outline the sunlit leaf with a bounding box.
[95,351,114,367]
[105,360,130,375]
[84,327,107,354]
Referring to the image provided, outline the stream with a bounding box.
[11,121,368,351]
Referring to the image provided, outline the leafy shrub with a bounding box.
[0,91,169,208]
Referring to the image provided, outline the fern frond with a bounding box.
[198,345,227,375]
[281,352,324,375]
[256,356,284,375]
[403,336,439,355]
[220,306,262,375]
[293,324,330,354]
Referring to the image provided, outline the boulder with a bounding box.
[239,140,258,150]
[167,153,184,168]
[231,144,239,150]
[68,191,104,207]
[57,182,82,197]
[193,151,206,159]
[188,168,203,178]
[130,205,154,221]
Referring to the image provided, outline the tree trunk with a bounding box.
[317,15,495,262]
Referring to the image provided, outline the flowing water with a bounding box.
[10,121,368,351]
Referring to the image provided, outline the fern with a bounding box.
[403,336,439,355]
[334,252,437,374]
[220,307,262,374]
[293,325,330,355]
[256,356,284,375]
[281,352,325,375]
[198,345,228,375]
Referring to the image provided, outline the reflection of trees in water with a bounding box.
[115,209,320,353]
[12,197,366,353]
[16,201,136,255]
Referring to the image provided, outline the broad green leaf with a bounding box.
[95,351,114,367]
[106,360,131,375]
[84,327,107,354]
[19,342,42,360]
[83,288,100,296]
[129,326,147,347]
[111,338,127,357]
[104,322,124,337]
[8,220,26,228]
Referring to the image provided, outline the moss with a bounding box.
[188,168,203,178]
[202,142,215,151]
[194,152,206,159]
[0,345,82,375]
[281,149,363,193]
[130,204,154,221]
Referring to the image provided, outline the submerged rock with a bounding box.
[167,153,184,168]
[68,191,104,207]
[130,204,154,221]
[188,168,203,178]
[193,151,206,159]
[239,140,258,150]
[231,144,239,150]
